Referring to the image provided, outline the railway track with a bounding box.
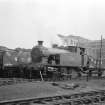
[1,89,105,105]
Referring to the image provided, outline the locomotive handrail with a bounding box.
[44,64,79,68]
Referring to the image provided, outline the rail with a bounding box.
[1,89,105,105]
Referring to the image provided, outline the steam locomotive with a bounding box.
[0,41,104,80]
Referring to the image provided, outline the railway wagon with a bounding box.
[0,49,32,78]
[0,49,31,68]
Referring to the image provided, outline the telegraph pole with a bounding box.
[98,35,102,78]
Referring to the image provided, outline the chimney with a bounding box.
[38,41,43,46]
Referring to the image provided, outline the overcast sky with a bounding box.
[0,0,105,48]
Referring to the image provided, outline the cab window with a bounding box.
[67,46,77,53]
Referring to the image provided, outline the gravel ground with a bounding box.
[0,78,105,102]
